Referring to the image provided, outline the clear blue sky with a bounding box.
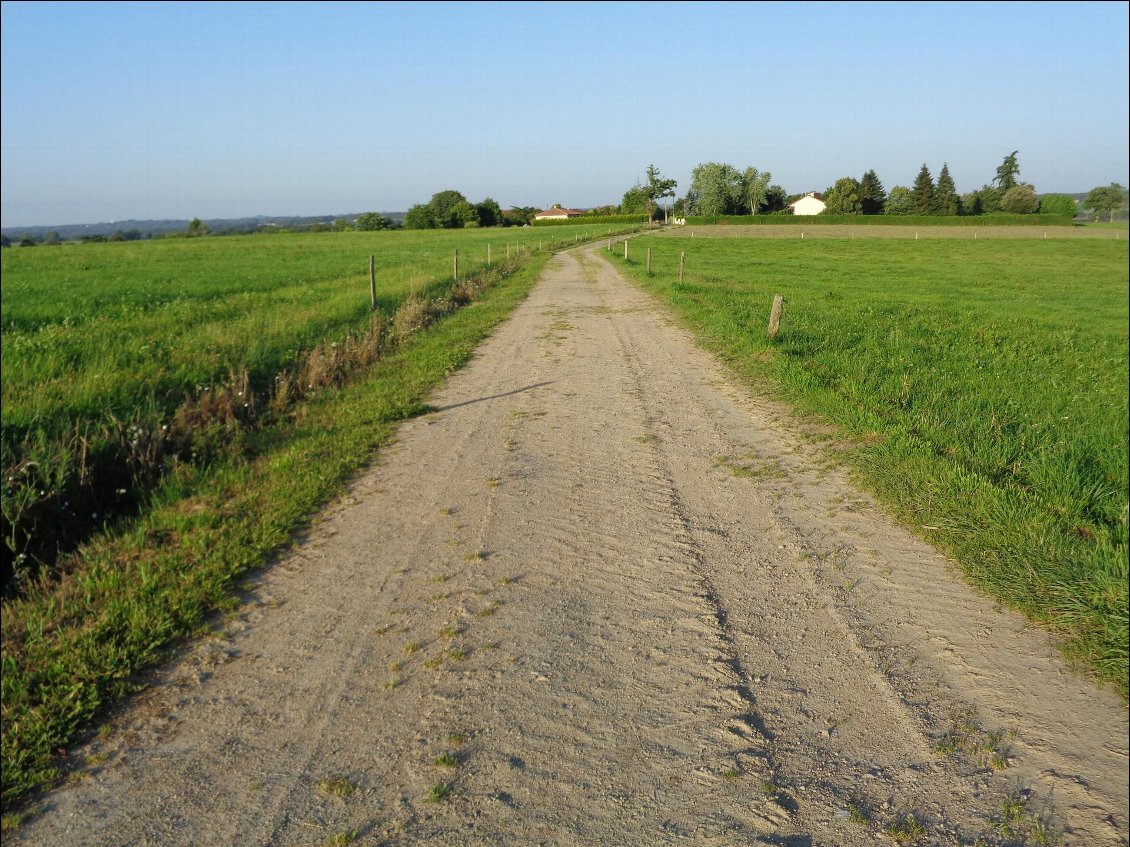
[2,1,1127,226]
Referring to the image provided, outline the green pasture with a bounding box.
[1,225,625,443]
[611,233,1129,695]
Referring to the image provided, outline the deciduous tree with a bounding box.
[645,164,677,222]
[885,185,913,215]
[1084,183,1128,221]
[763,185,788,213]
[426,190,476,228]
[1037,194,1077,217]
[1001,185,1038,214]
[356,212,393,231]
[620,185,649,215]
[823,177,862,215]
[403,203,436,229]
[686,162,742,216]
[741,167,772,215]
[475,197,502,227]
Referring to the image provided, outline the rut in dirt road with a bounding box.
[15,242,1128,847]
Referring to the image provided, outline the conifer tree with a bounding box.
[935,163,960,215]
[912,164,937,215]
[993,151,1020,192]
[860,170,886,215]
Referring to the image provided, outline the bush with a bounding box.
[1001,186,1039,214]
[1038,194,1077,217]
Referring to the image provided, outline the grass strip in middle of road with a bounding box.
[0,253,549,810]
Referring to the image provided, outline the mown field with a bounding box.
[0,224,635,586]
[609,232,1129,696]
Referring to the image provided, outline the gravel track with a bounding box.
[16,242,1127,846]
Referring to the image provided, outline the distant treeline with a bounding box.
[0,213,409,246]
[676,154,1127,222]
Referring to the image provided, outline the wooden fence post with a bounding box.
[623,240,628,259]
[453,249,459,281]
[767,294,784,339]
[369,255,376,311]
[678,251,685,283]
[646,247,652,273]
[487,244,491,264]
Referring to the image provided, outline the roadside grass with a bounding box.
[0,252,549,810]
[611,234,1129,697]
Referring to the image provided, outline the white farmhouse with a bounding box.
[788,192,827,216]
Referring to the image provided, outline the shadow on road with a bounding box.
[431,381,555,412]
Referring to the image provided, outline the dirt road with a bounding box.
[17,244,1127,846]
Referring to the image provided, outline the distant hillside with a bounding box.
[1,212,405,242]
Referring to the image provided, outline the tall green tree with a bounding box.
[993,150,1020,192]
[763,185,788,213]
[403,203,436,229]
[645,164,677,222]
[1037,194,1077,217]
[475,197,502,227]
[885,185,913,215]
[186,218,208,237]
[425,190,477,228]
[621,185,649,214]
[823,177,863,215]
[1084,183,1128,221]
[859,169,886,215]
[501,207,536,226]
[1000,185,1038,214]
[912,164,937,215]
[356,212,393,231]
[740,167,772,215]
[935,163,960,215]
[973,185,1002,213]
[686,162,742,216]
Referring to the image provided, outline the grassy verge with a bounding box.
[610,234,1128,698]
[0,252,549,810]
